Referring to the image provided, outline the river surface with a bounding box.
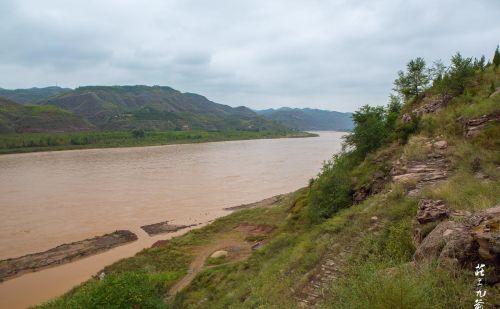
[0,131,344,308]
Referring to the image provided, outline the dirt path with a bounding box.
[167,236,253,297]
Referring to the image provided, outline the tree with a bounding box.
[393,57,430,101]
[493,45,500,69]
[429,59,447,83]
[387,94,402,114]
[386,94,402,132]
[474,55,486,71]
[447,52,475,94]
[131,129,145,139]
[343,105,388,160]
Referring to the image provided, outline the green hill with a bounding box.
[0,98,92,133]
[257,107,353,131]
[40,85,286,131]
[38,47,500,308]
[0,86,71,104]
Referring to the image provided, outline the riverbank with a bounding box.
[0,130,316,155]
[37,191,298,308]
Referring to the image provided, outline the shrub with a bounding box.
[308,154,353,221]
[343,105,389,160]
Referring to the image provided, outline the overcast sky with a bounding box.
[0,0,499,112]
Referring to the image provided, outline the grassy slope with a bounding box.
[0,130,316,155]
[0,99,92,134]
[38,67,499,308]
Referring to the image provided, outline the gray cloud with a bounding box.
[0,0,498,111]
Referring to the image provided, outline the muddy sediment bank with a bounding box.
[0,230,137,282]
[141,221,198,236]
[223,194,286,211]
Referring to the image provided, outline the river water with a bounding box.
[0,131,344,308]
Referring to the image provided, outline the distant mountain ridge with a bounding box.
[257,107,353,131]
[0,85,287,133]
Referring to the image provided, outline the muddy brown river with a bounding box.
[0,132,343,308]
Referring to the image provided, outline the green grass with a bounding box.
[322,261,474,309]
[0,130,316,154]
[39,271,185,309]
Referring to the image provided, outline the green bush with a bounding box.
[308,154,353,221]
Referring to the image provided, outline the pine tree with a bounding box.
[493,45,500,69]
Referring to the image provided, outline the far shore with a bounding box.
[0,130,317,155]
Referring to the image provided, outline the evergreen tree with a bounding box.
[447,52,475,94]
[493,45,500,69]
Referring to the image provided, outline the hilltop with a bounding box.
[257,107,353,131]
[37,47,500,308]
[0,86,71,104]
[38,85,285,132]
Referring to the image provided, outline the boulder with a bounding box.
[414,205,500,269]
[416,199,449,224]
[413,221,475,265]
[433,140,448,150]
[210,250,228,259]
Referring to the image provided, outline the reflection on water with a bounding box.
[0,132,343,308]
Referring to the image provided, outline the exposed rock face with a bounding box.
[412,95,453,115]
[416,199,450,224]
[402,113,412,123]
[471,206,500,261]
[414,220,476,265]
[463,112,500,139]
[433,140,448,149]
[414,205,500,282]
[352,171,387,204]
[391,155,450,196]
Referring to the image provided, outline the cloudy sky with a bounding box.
[0,0,499,112]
